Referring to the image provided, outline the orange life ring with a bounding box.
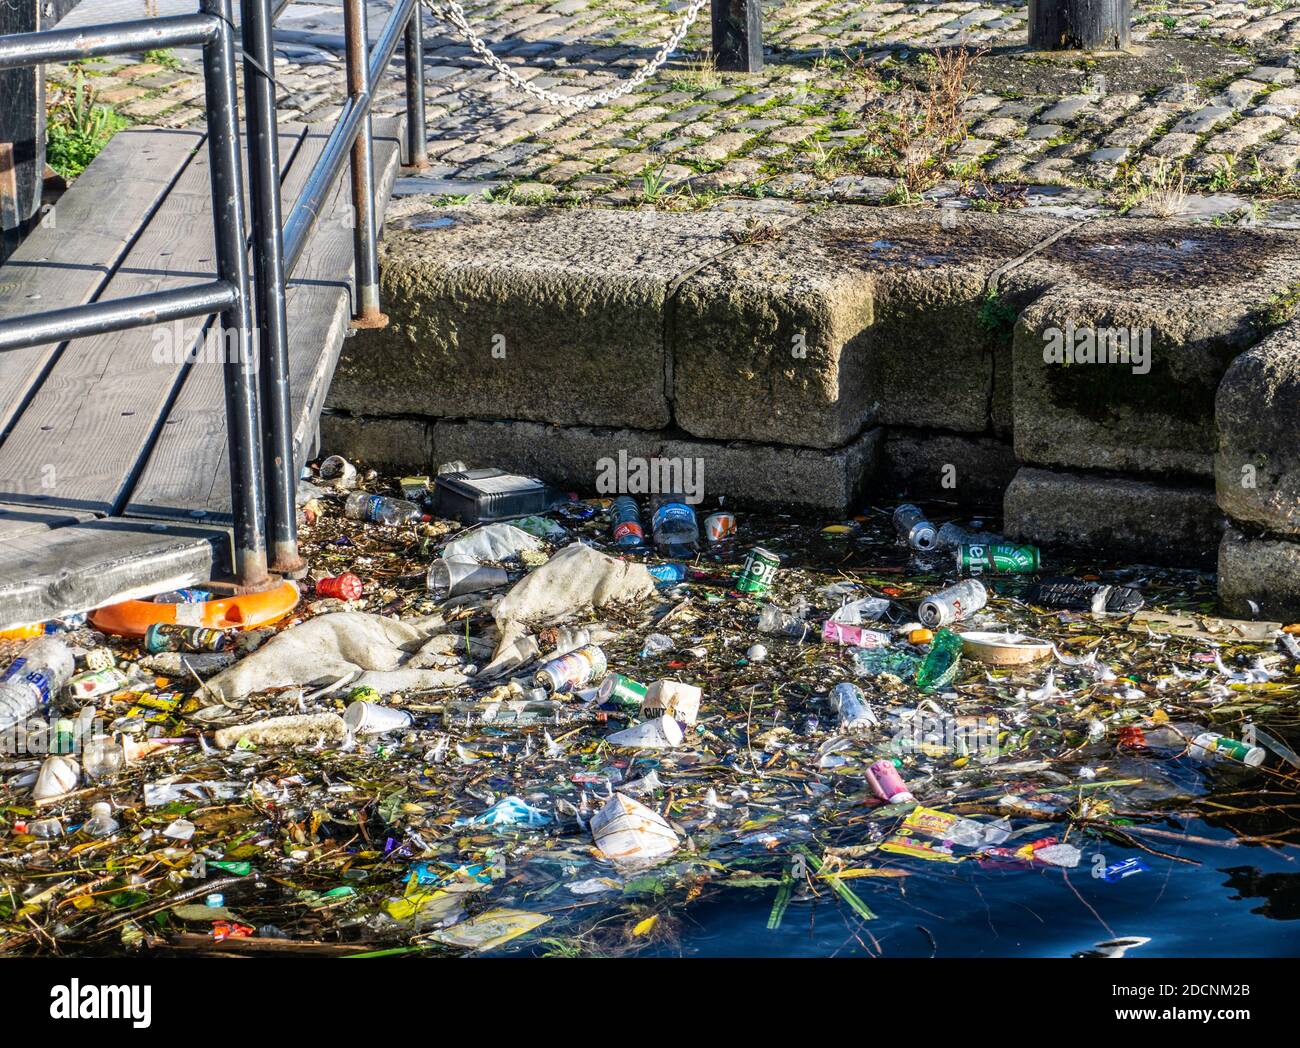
[0,623,48,641]
[90,580,301,638]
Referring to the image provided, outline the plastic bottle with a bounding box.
[610,496,644,547]
[344,491,425,526]
[27,817,64,839]
[83,735,126,782]
[650,495,699,557]
[757,604,812,641]
[1128,721,1205,754]
[0,636,75,733]
[934,522,1005,552]
[829,682,877,731]
[83,802,120,838]
[915,629,964,692]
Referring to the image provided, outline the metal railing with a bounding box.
[0,0,429,590]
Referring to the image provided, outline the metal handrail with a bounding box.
[0,0,272,591]
[246,0,427,575]
[0,0,430,591]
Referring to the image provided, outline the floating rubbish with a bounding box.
[590,792,679,864]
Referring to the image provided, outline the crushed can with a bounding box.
[865,759,915,804]
[597,672,648,709]
[1188,732,1266,767]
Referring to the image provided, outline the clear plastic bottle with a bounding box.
[27,817,64,839]
[1131,721,1205,754]
[757,604,812,641]
[83,735,126,782]
[344,491,425,526]
[829,682,877,731]
[0,636,75,733]
[83,802,120,838]
[650,495,699,557]
[610,496,644,547]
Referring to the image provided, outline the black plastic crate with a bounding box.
[433,468,553,524]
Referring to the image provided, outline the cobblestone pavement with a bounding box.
[46,1,1300,222]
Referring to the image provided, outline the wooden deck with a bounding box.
[0,116,405,629]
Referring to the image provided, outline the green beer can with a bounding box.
[736,546,781,596]
[957,542,1040,575]
[597,672,648,709]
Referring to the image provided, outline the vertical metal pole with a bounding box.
[241,0,304,576]
[403,5,428,171]
[203,0,271,589]
[344,0,386,328]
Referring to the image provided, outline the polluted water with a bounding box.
[1,466,1299,958]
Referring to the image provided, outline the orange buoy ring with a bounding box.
[0,623,48,641]
[90,580,301,639]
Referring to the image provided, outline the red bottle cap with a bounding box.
[317,572,363,600]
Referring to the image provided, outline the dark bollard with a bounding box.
[0,0,42,262]
[1028,0,1131,51]
[711,0,762,73]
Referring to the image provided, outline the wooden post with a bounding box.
[711,0,762,73]
[0,0,45,261]
[1028,0,1131,51]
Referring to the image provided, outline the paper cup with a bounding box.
[427,559,510,600]
[344,700,414,735]
[640,680,701,725]
[606,714,683,749]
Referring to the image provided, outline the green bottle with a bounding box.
[915,629,963,692]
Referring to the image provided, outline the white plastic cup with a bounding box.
[607,715,683,749]
[344,700,414,735]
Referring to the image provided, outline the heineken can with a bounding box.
[597,672,649,708]
[957,542,1040,575]
[736,546,781,597]
[918,579,988,628]
[534,644,607,694]
[144,623,232,654]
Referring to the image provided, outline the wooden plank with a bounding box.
[0,518,230,631]
[127,117,406,522]
[0,129,299,518]
[0,128,202,439]
[0,502,96,542]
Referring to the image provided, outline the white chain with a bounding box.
[422,0,708,110]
